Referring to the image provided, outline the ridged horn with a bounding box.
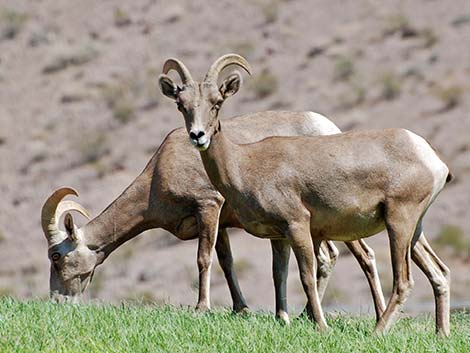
[41,187,90,239]
[204,54,252,85]
[162,58,194,85]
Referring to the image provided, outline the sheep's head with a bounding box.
[41,187,97,302]
[158,54,251,151]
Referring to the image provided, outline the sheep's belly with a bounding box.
[310,208,385,242]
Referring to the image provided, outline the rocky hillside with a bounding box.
[0,0,469,312]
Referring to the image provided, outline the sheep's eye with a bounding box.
[51,252,61,262]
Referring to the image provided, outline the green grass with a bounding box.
[0,297,468,352]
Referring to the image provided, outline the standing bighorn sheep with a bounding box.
[158,54,452,336]
[41,110,385,322]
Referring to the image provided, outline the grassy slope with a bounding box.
[0,298,468,353]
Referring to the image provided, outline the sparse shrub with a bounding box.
[101,82,123,107]
[230,40,255,60]
[340,79,366,109]
[434,224,470,259]
[350,81,366,105]
[451,14,470,27]
[101,80,137,124]
[420,28,438,48]
[60,82,90,104]
[306,46,326,59]
[29,29,53,47]
[379,72,401,100]
[403,66,424,80]
[333,56,355,82]
[432,84,463,111]
[113,99,135,123]
[99,70,156,122]
[141,68,160,111]
[0,287,14,297]
[114,8,131,27]
[79,132,109,164]
[0,9,27,40]
[249,68,278,98]
[0,230,5,242]
[383,13,417,38]
[257,0,280,24]
[42,45,99,74]
[163,5,184,23]
[92,161,112,179]
[69,46,99,65]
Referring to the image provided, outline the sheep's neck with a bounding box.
[199,125,242,198]
[80,175,154,262]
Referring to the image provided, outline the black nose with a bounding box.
[189,130,205,140]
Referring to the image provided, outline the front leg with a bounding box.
[271,239,291,324]
[302,240,338,315]
[288,221,327,330]
[195,202,223,312]
[215,228,249,313]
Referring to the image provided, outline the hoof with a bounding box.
[437,328,450,338]
[234,306,251,315]
[195,304,210,313]
[276,311,290,325]
[372,326,386,336]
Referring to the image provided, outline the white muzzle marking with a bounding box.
[190,136,210,151]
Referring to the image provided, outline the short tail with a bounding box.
[446,171,454,183]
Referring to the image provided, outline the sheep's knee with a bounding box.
[197,254,212,272]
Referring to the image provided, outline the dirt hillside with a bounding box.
[0,0,469,313]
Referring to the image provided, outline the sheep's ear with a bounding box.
[64,213,78,242]
[158,74,179,100]
[219,72,242,99]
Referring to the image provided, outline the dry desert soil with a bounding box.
[0,0,469,314]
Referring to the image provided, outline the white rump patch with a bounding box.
[405,130,449,204]
[305,111,342,135]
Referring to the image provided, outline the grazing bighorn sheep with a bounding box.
[158,54,452,336]
[42,111,385,321]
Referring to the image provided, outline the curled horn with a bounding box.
[41,187,90,239]
[162,58,194,85]
[204,53,252,85]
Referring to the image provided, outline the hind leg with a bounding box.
[346,240,386,322]
[375,202,419,334]
[316,241,339,302]
[411,222,450,336]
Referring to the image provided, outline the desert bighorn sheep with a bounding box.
[42,110,386,321]
[158,54,452,336]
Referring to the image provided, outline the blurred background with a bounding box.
[0,0,469,314]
